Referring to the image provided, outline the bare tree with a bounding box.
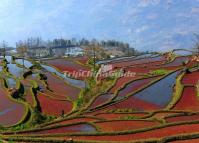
[17,45,27,70]
[85,43,106,71]
[193,33,199,55]
[90,44,97,71]
[0,41,8,58]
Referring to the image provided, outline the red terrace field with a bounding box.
[26,76,69,101]
[89,93,114,109]
[46,72,80,101]
[95,112,148,120]
[173,86,199,111]
[24,88,35,107]
[125,56,191,72]
[137,56,192,71]
[74,56,89,65]
[70,123,199,142]
[165,114,199,123]
[161,66,183,71]
[98,64,158,80]
[37,93,73,117]
[21,80,35,107]
[125,63,182,78]
[41,90,71,101]
[0,85,25,126]
[117,76,159,98]
[44,58,90,80]
[127,60,166,69]
[25,123,96,135]
[95,120,159,132]
[109,76,143,93]
[150,112,184,120]
[111,56,167,68]
[172,139,199,143]
[182,71,199,85]
[85,95,161,116]
[162,56,190,67]
[93,96,160,112]
[47,117,99,127]
[126,67,152,74]
[2,55,199,143]
[186,60,199,67]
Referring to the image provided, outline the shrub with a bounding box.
[121,115,137,120]
[166,73,184,109]
[150,69,168,76]
[196,81,199,97]
[9,88,20,99]
[185,68,191,74]
[23,70,33,79]
[2,58,8,63]
[3,78,8,88]
[182,60,188,66]
[32,81,39,89]
[39,73,47,80]
[73,97,84,110]
[30,108,47,126]
[11,56,15,61]
[29,62,42,70]
[16,80,25,95]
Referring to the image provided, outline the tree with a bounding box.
[193,33,199,55]
[17,45,27,71]
[0,41,8,58]
[85,44,105,70]
[71,38,77,46]
[90,44,97,71]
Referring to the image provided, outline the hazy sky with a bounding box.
[0,0,199,51]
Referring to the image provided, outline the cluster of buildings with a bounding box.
[7,46,84,58]
[12,38,84,58]
[1,38,135,59]
[26,46,84,58]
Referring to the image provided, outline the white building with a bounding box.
[65,47,84,56]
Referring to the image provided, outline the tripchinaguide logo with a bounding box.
[63,64,136,78]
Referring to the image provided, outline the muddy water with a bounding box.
[6,78,16,88]
[173,50,193,56]
[97,54,154,64]
[15,59,33,68]
[162,56,189,67]
[42,64,86,89]
[2,56,86,88]
[116,76,159,99]
[7,63,24,77]
[133,71,179,107]
[3,56,25,77]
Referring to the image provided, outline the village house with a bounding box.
[52,46,84,57]
[51,46,68,57]
[22,45,84,58]
[65,46,84,56]
[27,46,51,58]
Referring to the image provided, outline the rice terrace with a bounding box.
[1,0,199,143]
